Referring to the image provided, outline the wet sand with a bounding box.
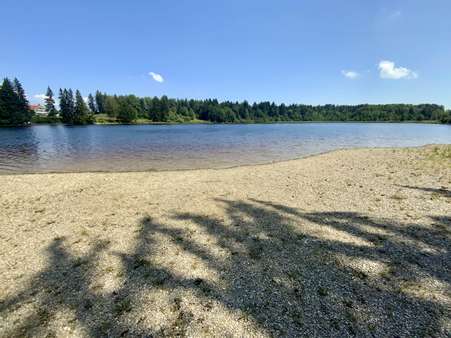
[0,145,450,337]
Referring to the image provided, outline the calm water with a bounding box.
[0,123,450,174]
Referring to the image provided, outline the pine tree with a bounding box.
[0,78,18,124]
[13,78,33,123]
[95,90,105,114]
[45,87,58,117]
[74,90,89,124]
[0,78,33,125]
[59,88,75,124]
[66,89,75,123]
[88,93,97,113]
[59,89,68,123]
[13,78,29,109]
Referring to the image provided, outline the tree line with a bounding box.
[1,77,450,125]
[92,92,451,124]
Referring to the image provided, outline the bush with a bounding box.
[31,115,61,124]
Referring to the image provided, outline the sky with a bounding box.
[2,0,451,107]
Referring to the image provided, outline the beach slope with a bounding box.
[0,145,450,337]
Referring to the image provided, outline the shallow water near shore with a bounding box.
[0,123,450,173]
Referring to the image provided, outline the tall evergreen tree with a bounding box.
[13,78,29,109]
[87,93,97,113]
[59,88,75,124]
[45,87,58,117]
[58,89,66,118]
[0,78,18,124]
[95,90,105,114]
[67,89,75,122]
[0,78,33,125]
[59,89,68,123]
[74,90,89,124]
[13,78,33,122]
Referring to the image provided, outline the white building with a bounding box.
[29,104,48,116]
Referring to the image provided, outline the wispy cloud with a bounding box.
[378,60,418,80]
[388,10,402,20]
[149,71,164,83]
[34,94,48,100]
[341,70,360,80]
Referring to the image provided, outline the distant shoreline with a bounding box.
[0,119,446,128]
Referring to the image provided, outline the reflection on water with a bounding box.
[0,123,450,173]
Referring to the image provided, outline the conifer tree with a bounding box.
[0,78,18,124]
[13,78,33,122]
[59,88,75,124]
[0,78,33,125]
[95,90,105,114]
[66,89,75,122]
[59,89,68,123]
[88,93,97,113]
[45,87,58,117]
[74,90,89,124]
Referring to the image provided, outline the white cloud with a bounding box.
[388,10,402,20]
[341,70,360,80]
[34,94,48,101]
[149,71,164,83]
[83,97,89,103]
[378,60,418,80]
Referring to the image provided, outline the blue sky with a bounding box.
[2,0,451,107]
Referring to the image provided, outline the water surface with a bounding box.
[0,123,450,173]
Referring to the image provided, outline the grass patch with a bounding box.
[428,145,451,160]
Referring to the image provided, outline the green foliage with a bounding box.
[32,114,61,124]
[439,110,451,124]
[13,78,31,115]
[0,78,33,125]
[59,88,94,125]
[45,87,58,117]
[59,88,75,124]
[95,90,106,114]
[88,93,96,113]
[104,95,120,117]
[84,92,447,124]
[73,90,90,124]
[1,78,448,126]
[117,96,138,123]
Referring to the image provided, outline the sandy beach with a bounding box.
[0,145,450,337]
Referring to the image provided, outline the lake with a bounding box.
[0,123,450,174]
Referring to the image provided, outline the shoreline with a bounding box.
[0,144,449,176]
[1,119,448,128]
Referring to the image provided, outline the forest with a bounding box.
[1,78,450,125]
[91,91,451,124]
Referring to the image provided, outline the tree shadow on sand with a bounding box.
[1,199,449,337]
[399,185,451,199]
